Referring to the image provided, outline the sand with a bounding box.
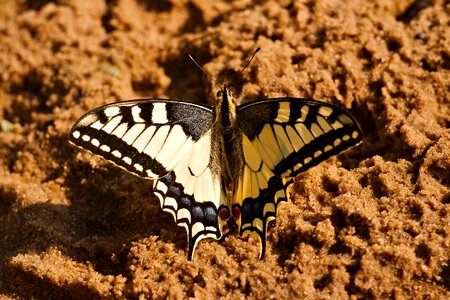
[0,0,449,298]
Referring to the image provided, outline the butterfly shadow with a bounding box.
[1,168,191,298]
[161,51,211,103]
[0,133,191,297]
[62,159,190,265]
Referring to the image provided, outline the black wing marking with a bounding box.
[235,98,362,258]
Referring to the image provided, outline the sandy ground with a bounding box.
[0,0,449,298]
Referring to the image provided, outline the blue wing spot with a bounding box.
[261,190,272,202]
[180,196,191,208]
[192,205,204,219]
[243,202,252,218]
[253,201,263,215]
[164,172,174,183]
[204,206,217,224]
[169,185,181,197]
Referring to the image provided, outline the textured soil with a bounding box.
[0,0,449,299]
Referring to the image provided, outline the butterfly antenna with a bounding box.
[188,53,223,91]
[239,47,261,75]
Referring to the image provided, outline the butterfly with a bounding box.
[69,74,362,261]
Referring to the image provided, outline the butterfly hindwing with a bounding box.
[70,100,226,260]
[152,164,227,260]
[235,98,362,257]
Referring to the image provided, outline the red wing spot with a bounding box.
[232,206,241,220]
[219,207,229,221]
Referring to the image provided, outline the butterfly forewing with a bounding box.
[69,99,227,260]
[235,98,362,256]
[69,100,213,178]
[237,98,362,177]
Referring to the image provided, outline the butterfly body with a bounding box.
[70,86,362,260]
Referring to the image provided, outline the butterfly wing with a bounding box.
[235,98,362,258]
[69,99,227,260]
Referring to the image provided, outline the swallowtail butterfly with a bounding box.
[70,73,362,261]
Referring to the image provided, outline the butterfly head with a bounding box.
[216,85,234,101]
[215,85,237,117]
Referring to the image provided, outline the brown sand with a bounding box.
[0,0,449,298]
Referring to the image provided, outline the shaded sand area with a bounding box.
[0,0,449,298]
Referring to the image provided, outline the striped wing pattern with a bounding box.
[69,100,226,260]
[235,99,362,257]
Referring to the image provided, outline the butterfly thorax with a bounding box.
[212,86,243,194]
